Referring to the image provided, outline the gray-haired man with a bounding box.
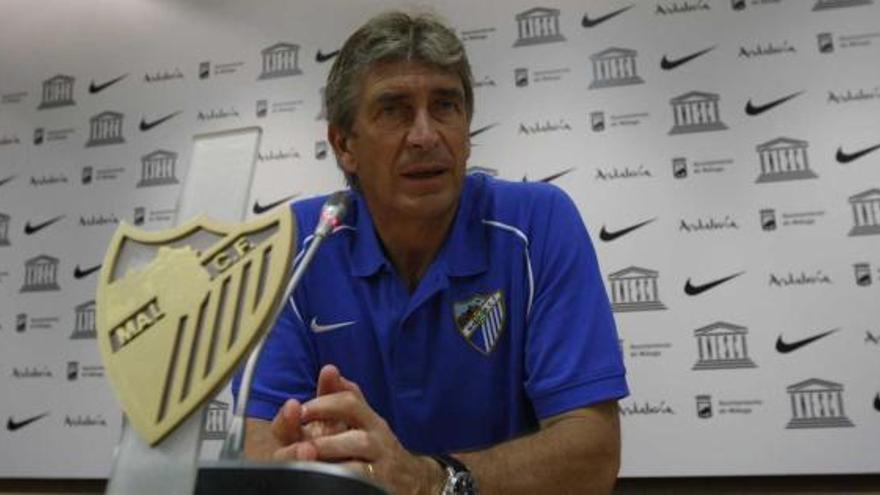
[235,11,628,495]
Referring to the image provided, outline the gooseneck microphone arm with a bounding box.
[220,191,351,460]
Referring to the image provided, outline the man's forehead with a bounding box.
[359,60,464,98]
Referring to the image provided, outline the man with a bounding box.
[234,11,628,494]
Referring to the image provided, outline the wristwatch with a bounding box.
[432,454,478,495]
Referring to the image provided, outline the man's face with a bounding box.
[330,60,470,224]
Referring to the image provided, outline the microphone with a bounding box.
[221,191,350,459]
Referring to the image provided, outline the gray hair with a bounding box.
[325,11,474,189]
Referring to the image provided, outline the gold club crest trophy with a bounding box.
[96,192,387,494]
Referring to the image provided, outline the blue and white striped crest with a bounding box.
[453,290,506,355]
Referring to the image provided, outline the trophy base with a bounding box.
[196,460,389,495]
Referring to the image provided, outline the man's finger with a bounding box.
[272,441,317,462]
[308,429,377,462]
[301,391,378,429]
[270,399,303,445]
[316,364,344,397]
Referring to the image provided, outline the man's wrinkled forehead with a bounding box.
[356,59,465,106]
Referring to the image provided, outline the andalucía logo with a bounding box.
[80,213,120,227]
[619,400,675,416]
[38,75,76,110]
[198,108,240,121]
[769,270,832,287]
[513,7,566,47]
[144,68,183,83]
[0,134,21,146]
[11,365,53,379]
[679,215,738,233]
[65,414,107,427]
[518,119,572,135]
[582,5,633,28]
[738,41,796,58]
[258,43,303,79]
[827,86,880,104]
[655,0,710,15]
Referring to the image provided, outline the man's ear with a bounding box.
[328,125,356,174]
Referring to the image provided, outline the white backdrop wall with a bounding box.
[1,0,879,479]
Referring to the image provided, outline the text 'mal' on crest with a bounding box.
[96,209,295,445]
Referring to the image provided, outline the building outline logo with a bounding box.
[668,91,728,135]
[589,47,644,89]
[608,266,667,312]
[258,42,303,79]
[786,378,854,429]
[582,4,633,28]
[0,212,10,246]
[836,142,880,164]
[38,75,75,110]
[89,74,128,94]
[755,137,817,183]
[513,7,566,47]
[848,189,880,236]
[71,300,96,339]
[660,46,715,71]
[745,90,804,116]
[201,400,230,440]
[684,271,744,296]
[776,328,839,354]
[85,111,125,147]
[137,150,179,188]
[600,218,656,242]
[692,321,757,370]
[21,255,61,292]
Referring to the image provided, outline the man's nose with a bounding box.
[406,109,440,150]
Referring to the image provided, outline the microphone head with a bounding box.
[317,190,351,235]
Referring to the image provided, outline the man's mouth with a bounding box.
[401,166,447,180]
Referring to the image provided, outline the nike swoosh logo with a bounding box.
[89,74,128,94]
[582,5,633,28]
[315,49,340,63]
[252,193,300,215]
[745,90,804,116]
[522,168,575,183]
[775,328,839,354]
[684,271,745,296]
[24,215,65,236]
[599,218,656,242]
[660,46,716,71]
[310,317,356,333]
[139,111,182,132]
[836,142,880,164]
[0,174,16,187]
[874,393,880,412]
[7,412,49,432]
[74,263,102,279]
[469,123,499,138]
